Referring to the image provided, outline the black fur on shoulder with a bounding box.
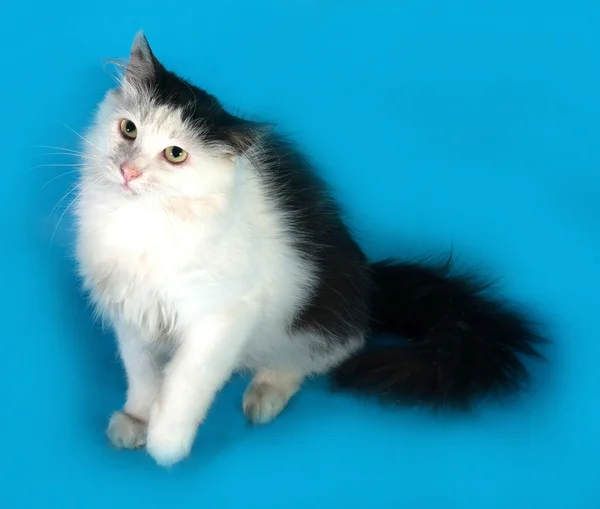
[253,134,373,346]
[120,33,256,154]
[332,257,546,408]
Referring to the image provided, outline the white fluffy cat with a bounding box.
[74,33,544,467]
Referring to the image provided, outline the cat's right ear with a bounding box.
[125,31,160,83]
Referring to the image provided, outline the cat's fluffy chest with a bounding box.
[76,193,261,333]
[79,198,197,285]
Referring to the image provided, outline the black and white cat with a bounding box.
[74,33,544,466]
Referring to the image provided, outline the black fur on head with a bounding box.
[121,32,257,155]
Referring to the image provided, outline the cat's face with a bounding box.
[83,33,252,201]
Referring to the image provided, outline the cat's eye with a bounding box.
[164,146,188,164]
[119,119,137,139]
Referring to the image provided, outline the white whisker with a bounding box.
[28,145,86,154]
[40,170,84,190]
[50,175,102,244]
[57,122,108,156]
[40,167,104,190]
[31,152,100,161]
[45,174,97,232]
[27,163,86,174]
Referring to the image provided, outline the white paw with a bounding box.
[146,411,197,467]
[106,411,147,449]
[146,427,194,467]
[243,382,292,425]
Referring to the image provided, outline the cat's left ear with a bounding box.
[126,31,162,82]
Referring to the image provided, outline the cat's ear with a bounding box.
[126,31,161,82]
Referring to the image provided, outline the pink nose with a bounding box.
[120,163,142,182]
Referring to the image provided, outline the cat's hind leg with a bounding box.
[243,369,304,425]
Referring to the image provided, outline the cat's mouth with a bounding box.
[120,182,139,195]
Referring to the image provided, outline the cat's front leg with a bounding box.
[146,305,255,466]
[107,321,162,449]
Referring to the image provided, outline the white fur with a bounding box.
[75,84,360,466]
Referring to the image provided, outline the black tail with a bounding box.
[332,258,546,408]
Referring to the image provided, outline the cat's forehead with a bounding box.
[113,87,200,141]
[118,84,176,122]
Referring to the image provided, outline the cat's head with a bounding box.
[83,32,256,200]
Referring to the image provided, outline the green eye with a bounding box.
[119,119,137,139]
[164,145,188,164]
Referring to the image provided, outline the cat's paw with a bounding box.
[243,370,302,425]
[106,411,147,449]
[146,409,196,467]
[243,381,292,425]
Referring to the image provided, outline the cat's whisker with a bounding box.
[44,184,80,233]
[41,170,83,190]
[26,161,105,176]
[40,168,103,190]
[45,175,97,232]
[26,163,86,174]
[50,175,102,244]
[28,144,102,165]
[166,183,195,200]
[57,122,108,156]
[31,152,100,161]
[27,144,87,154]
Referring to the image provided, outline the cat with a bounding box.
[74,32,545,467]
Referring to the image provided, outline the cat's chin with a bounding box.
[120,182,141,196]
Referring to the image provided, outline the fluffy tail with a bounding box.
[332,258,546,408]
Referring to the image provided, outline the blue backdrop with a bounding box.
[2,1,598,508]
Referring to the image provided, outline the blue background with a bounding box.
[2,1,598,507]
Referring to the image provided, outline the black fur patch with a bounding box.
[252,135,373,345]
